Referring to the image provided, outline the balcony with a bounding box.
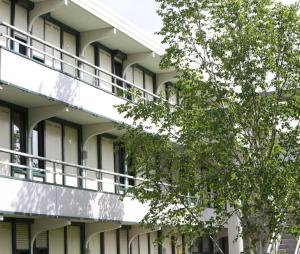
[0,22,161,125]
[0,147,150,222]
[0,147,215,223]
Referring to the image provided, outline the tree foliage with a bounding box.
[117,0,300,253]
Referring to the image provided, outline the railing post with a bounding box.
[27,156,33,181]
[52,47,55,68]
[53,162,56,184]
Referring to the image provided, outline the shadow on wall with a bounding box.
[13,180,125,221]
[36,69,80,107]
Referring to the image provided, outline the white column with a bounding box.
[228,213,244,254]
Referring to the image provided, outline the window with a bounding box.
[113,60,124,96]
[11,110,27,178]
[114,143,135,193]
[14,35,27,56]
[32,122,45,181]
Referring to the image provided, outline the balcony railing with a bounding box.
[0,21,163,103]
[0,147,145,194]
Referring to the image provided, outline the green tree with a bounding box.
[117,0,300,253]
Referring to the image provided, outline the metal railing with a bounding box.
[0,147,217,208]
[295,236,300,254]
[0,21,164,103]
[0,147,146,194]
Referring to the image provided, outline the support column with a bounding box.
[30,218,71,254]
[80,28,117,56]
[122,52,156,77]
[85,221,121,254]
[128,225,160,254]
[82,122,115,148]
[156,72,179,93]
[29,0,68,31]
[27,105,67,180]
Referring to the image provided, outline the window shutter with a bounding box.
[16,223,29,250]
[36,231,48,249]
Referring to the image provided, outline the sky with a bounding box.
[98,0,297,38]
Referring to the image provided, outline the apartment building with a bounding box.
[0,0,241,253]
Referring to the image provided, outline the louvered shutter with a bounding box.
[16,223,29,250]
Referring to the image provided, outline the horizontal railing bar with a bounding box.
[0,147,145,182]
[0,160,135,188]
[0,21,164,101]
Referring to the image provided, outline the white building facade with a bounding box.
[0,0,241,253]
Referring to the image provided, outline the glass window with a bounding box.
[12,110,26,178]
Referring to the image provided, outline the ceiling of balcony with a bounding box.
[45,0,172,73]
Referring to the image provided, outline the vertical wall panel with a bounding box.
[49,228,64,254]
[150,232,158,254]
[133,67,144,89]
[0,222,12,254]
[67,226,81,254]
[120,230,127,254]
[105,230,117,254]
[14,4,28,54]
[83,45,95,84]
[45,121,63,184]
[163,237,172,254]
[85,136,98,190]
[31,17,45,60]
[45,21,61,69]
[125,67,133,83]
[0,0,11,47]
[140,234,148,254]
[14,4,27,31]
[145,74,154,101]
[101,137,115,193]
[0,106,10,176]
[89,234,100,254]
[157,84,166,99]
[64,126,78,187]
[99,49,112,92]
[63,31,76,76]
[131,237,139,254]
[168,86,177,105]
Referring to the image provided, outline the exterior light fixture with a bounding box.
[65,107,69,112]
